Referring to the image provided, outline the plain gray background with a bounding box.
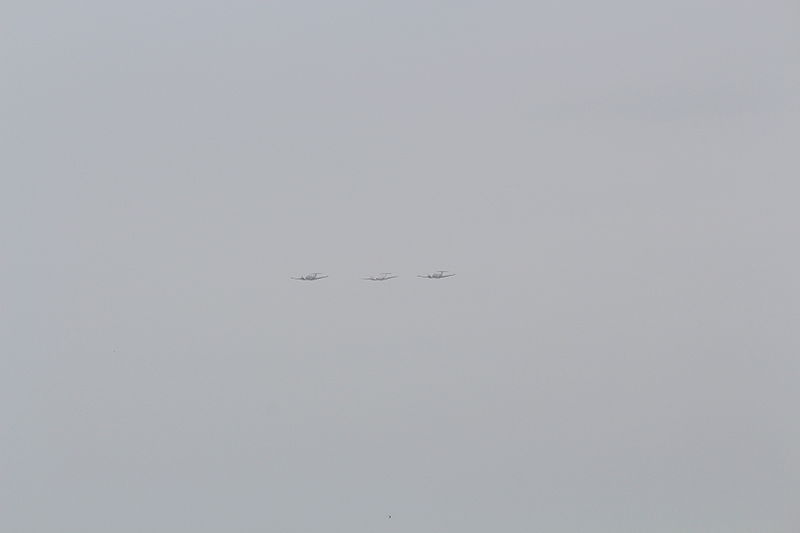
[2,1,799,532]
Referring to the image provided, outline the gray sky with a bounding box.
[2,1,799,532]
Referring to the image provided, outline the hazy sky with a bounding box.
[2,1,799,532]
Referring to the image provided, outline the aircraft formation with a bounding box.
[291,270,455,281]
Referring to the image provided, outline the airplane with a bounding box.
[362,272,398,281]
[417,270,456,279]
[291,272,329,281]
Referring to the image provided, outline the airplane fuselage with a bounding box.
[364,273,398,281]
[419,271,455,279]
[293,273,328,281]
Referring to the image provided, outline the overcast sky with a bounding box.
[2,1,799,532]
